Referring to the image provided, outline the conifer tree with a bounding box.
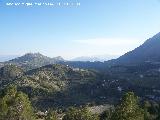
[0,85,35,120]
[111,92,144,120]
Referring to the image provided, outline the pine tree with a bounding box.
[0,85,35,120]
[111,92,144,120]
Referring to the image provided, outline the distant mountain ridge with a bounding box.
[0,55,19,62]
[2,53,64,70]
[71,55,119,62]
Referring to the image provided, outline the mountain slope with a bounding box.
[16,64,98,93]
[0,65,24,89]
[110,32,160,64]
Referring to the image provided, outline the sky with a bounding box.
[0,0,160,59]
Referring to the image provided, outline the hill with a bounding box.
[0,64,101,109]
[3,53,64,70]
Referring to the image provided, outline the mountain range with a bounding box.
[1,32,160,71]
[1,32,160,110]
[71,55,119,62]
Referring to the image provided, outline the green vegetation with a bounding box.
[63,107,99,120]
[0,85,35,120]
[0,64,101,109]
[45,110,58,120]
[111,92,144,120]
[1,62,160,112]
[1,86,160,120]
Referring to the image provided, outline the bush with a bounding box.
[63,107,99,120]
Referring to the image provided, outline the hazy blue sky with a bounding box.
[0,0,160,59]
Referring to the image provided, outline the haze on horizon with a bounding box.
[0,0,160,59]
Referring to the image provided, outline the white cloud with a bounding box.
[74,38,145,47]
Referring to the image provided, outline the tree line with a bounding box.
[0,85,160,120]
